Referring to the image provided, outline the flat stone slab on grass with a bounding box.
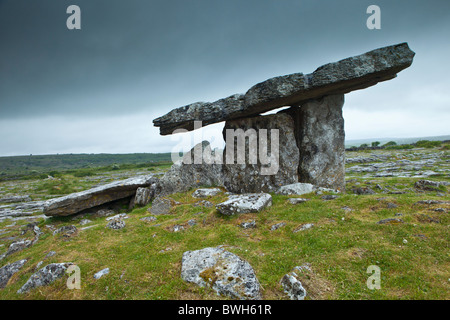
[192,188,222,198]
[17,263,73,294]
[276,183,315,196]
[43,175,157,217]
[181,246,262,300]
[0,259,28,289]
[215,193,272,216]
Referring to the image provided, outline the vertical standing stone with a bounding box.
[285,94,345,191]
[222,113,299,193]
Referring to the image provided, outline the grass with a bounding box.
[0,146,449,300]
[0,181,448,300]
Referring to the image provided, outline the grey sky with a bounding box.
[0,0,449,156]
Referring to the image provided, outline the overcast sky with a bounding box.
[0,0,449,156]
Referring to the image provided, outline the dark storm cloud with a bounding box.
[0,0,449,155]
[1,0,448,119]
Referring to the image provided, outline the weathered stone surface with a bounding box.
[280,265,311,300]
[154,43,414,134]
[154,94,245,135]
[216,193,272,216]
[94,268,110,279]
[106,219,126,230]
[181,247,262,300]
[0,195,32,204]
[0,259,27,289]
[149,197,179,215]
[284,94,345,190]
[157,141,224,196]
[133,186,155,207]
[0,240,32,261]
[192,188,222,198]
[288,198,309,205]
[43,175,157,217]
[276,183,315,196]
[222,113,299,193]
[414,179,449,192]
[17,263,72,294]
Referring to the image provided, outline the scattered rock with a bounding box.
[415,200,450,205]
[95,209,115,217]
[414,180,448,192]
[172,224,184,232]
[187,219,197,227]
[140,216,157,223]
[106,219,125,230]
[376,218,404,225]
[281,267,308,300]
[105,213,128,221]
[0,240,32,261]
[321,195,339,200]
[288,198,309,205]
[293,223,314,232]
[276,183,315,196]
[0,259,27,289]
[53,225,77,237]
[79,219,92,226]
[239,220,256,229]
[216,193,272,216]
[149,197,179,215]
[193,200,214,208]
[387,202,398,209]
[192,188,222,198]
[94,268,110,279]
[133,186,156,207]
[270,222,286,231]
[181,247,262,300]
[17,263,72,294]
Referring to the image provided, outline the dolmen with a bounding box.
[153,43,415,193]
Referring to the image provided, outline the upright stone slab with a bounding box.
[157,141,224,196]
[284,94,345,190]
[222,113,299,193]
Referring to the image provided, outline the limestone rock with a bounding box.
[149,197,179,215]
[288,198,309,205]
[283,94,346,190]
[154,94,245,135]
[280,265,312,300]
[0,240,32,261]
[192,188,222,198]
[17,263,72,294]
[106,219,125,230]
[154,43,414,134]
[181,247,262,300]
[0,259,27,289]
[276,183,315,196]
[222,113,299,193]
[94,268,110,279]
[216,193,272,216]
[157,141,224,196]
[43,175,157,217]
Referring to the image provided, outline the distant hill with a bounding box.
[345,135,450,148]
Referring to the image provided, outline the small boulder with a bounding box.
[192,188,222,198]
[276,183,315,196]
[288,198,309,205]
[0,259,27,289]
[216,193,272,216]
[94,268,110,279]
[149,197,179,215]
[181,247,262,300]
[106,219,125,230]
[17,263,72,294]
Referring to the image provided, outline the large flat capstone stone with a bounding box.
[43,175,157,217]
[154,43,414,135]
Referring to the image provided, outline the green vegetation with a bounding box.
[415,140,442,149]
[0,153,172,181]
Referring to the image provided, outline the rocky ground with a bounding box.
[0,146,448,300]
